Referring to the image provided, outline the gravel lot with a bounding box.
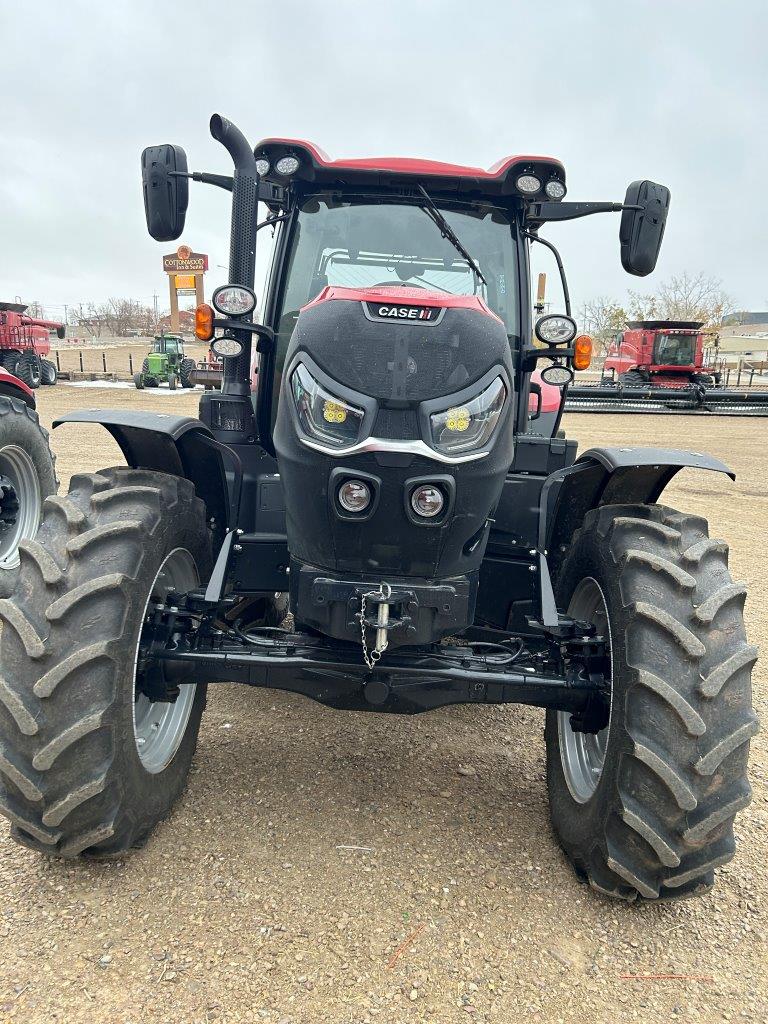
[1,385,765,1023]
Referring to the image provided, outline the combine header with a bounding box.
[566,319,768,415]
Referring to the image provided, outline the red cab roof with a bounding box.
[255,138,565,197]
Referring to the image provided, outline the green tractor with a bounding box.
[134,333,196,390]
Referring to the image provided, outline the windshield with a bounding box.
[270,194,519,389]
[654,333,696,366]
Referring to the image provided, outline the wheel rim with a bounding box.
[0,444,42,570]
[557,577,613,804]
[133,548,199,774]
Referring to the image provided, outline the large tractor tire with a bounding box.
[546,503,757,901]
[618,370,648,387]
[0,398,57,598]
[40,359,57,386]
[0,467,212,858]
[179,358,196,389]
[14,353,42,389]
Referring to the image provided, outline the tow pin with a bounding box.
[375,583,392,656]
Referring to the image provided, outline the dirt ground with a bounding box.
[1,384,766,1024]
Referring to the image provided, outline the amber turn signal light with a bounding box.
[195,303,214,341]
[573,334,593,370]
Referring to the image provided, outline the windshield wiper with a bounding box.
[416,185,488,288]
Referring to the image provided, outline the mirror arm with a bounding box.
[526,201,641,224]
[169,171,233,191]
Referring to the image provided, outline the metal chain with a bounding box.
[358,583,391,669]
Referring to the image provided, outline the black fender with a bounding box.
[541,445,734,581]
[53,410,235,541]
[0,383,35,409]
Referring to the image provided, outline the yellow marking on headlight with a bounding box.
[445,407,470,431]
[323,400,348,424]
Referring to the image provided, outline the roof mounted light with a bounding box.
[275,155,300,176]
[255,157,270,177]
[212,285,256,317]
[516,174,541,195]
[545,179,567,200]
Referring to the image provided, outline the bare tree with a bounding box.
[580,296,628,357]
[626,292,660,323]
[629,272,732,328]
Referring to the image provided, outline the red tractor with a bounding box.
[601,320,717,387]
[0,301,64,389]
[0,114,757,907]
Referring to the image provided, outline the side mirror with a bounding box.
[56,326,66,340]
[141,144,189,242]
[619,180,670,277]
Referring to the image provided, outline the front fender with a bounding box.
[53,410,234,538]
[541,445,734,577]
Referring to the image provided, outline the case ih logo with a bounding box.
[367,302,438,322]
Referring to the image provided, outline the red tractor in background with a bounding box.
[601,319,717,387]
[0,301,64,389]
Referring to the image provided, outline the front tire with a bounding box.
[0,467,212,857]
[14,352,42,389]
[40,359,57,386]
[179,358,196,389]
[618,369,647,387]
[546,503,757,900]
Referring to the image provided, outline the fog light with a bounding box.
[338,479,372,513]
[411,485,445,519]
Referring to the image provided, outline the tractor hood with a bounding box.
[273,286,515,645]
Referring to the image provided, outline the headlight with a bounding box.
[291,364,365,448]
[429,377,506,454]
[535,314,577,345]
[212,285,256,317]
[255,157,271,177]
[211,336,243,359]
[541,362,574,386]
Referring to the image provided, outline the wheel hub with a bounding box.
[0,476,20,530]
[132,548,199,774]
[0,445,42,569]
[557,577,613,804]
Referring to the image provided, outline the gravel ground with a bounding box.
[0,386,765,1023]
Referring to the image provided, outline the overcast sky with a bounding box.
[1,0,766,322]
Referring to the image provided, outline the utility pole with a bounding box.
[153,292,158,327]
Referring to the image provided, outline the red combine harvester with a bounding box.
[602,320,716,387]
[567,318,768,415]
[0,301,64,389]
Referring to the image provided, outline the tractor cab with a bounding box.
[153,333,184,359]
